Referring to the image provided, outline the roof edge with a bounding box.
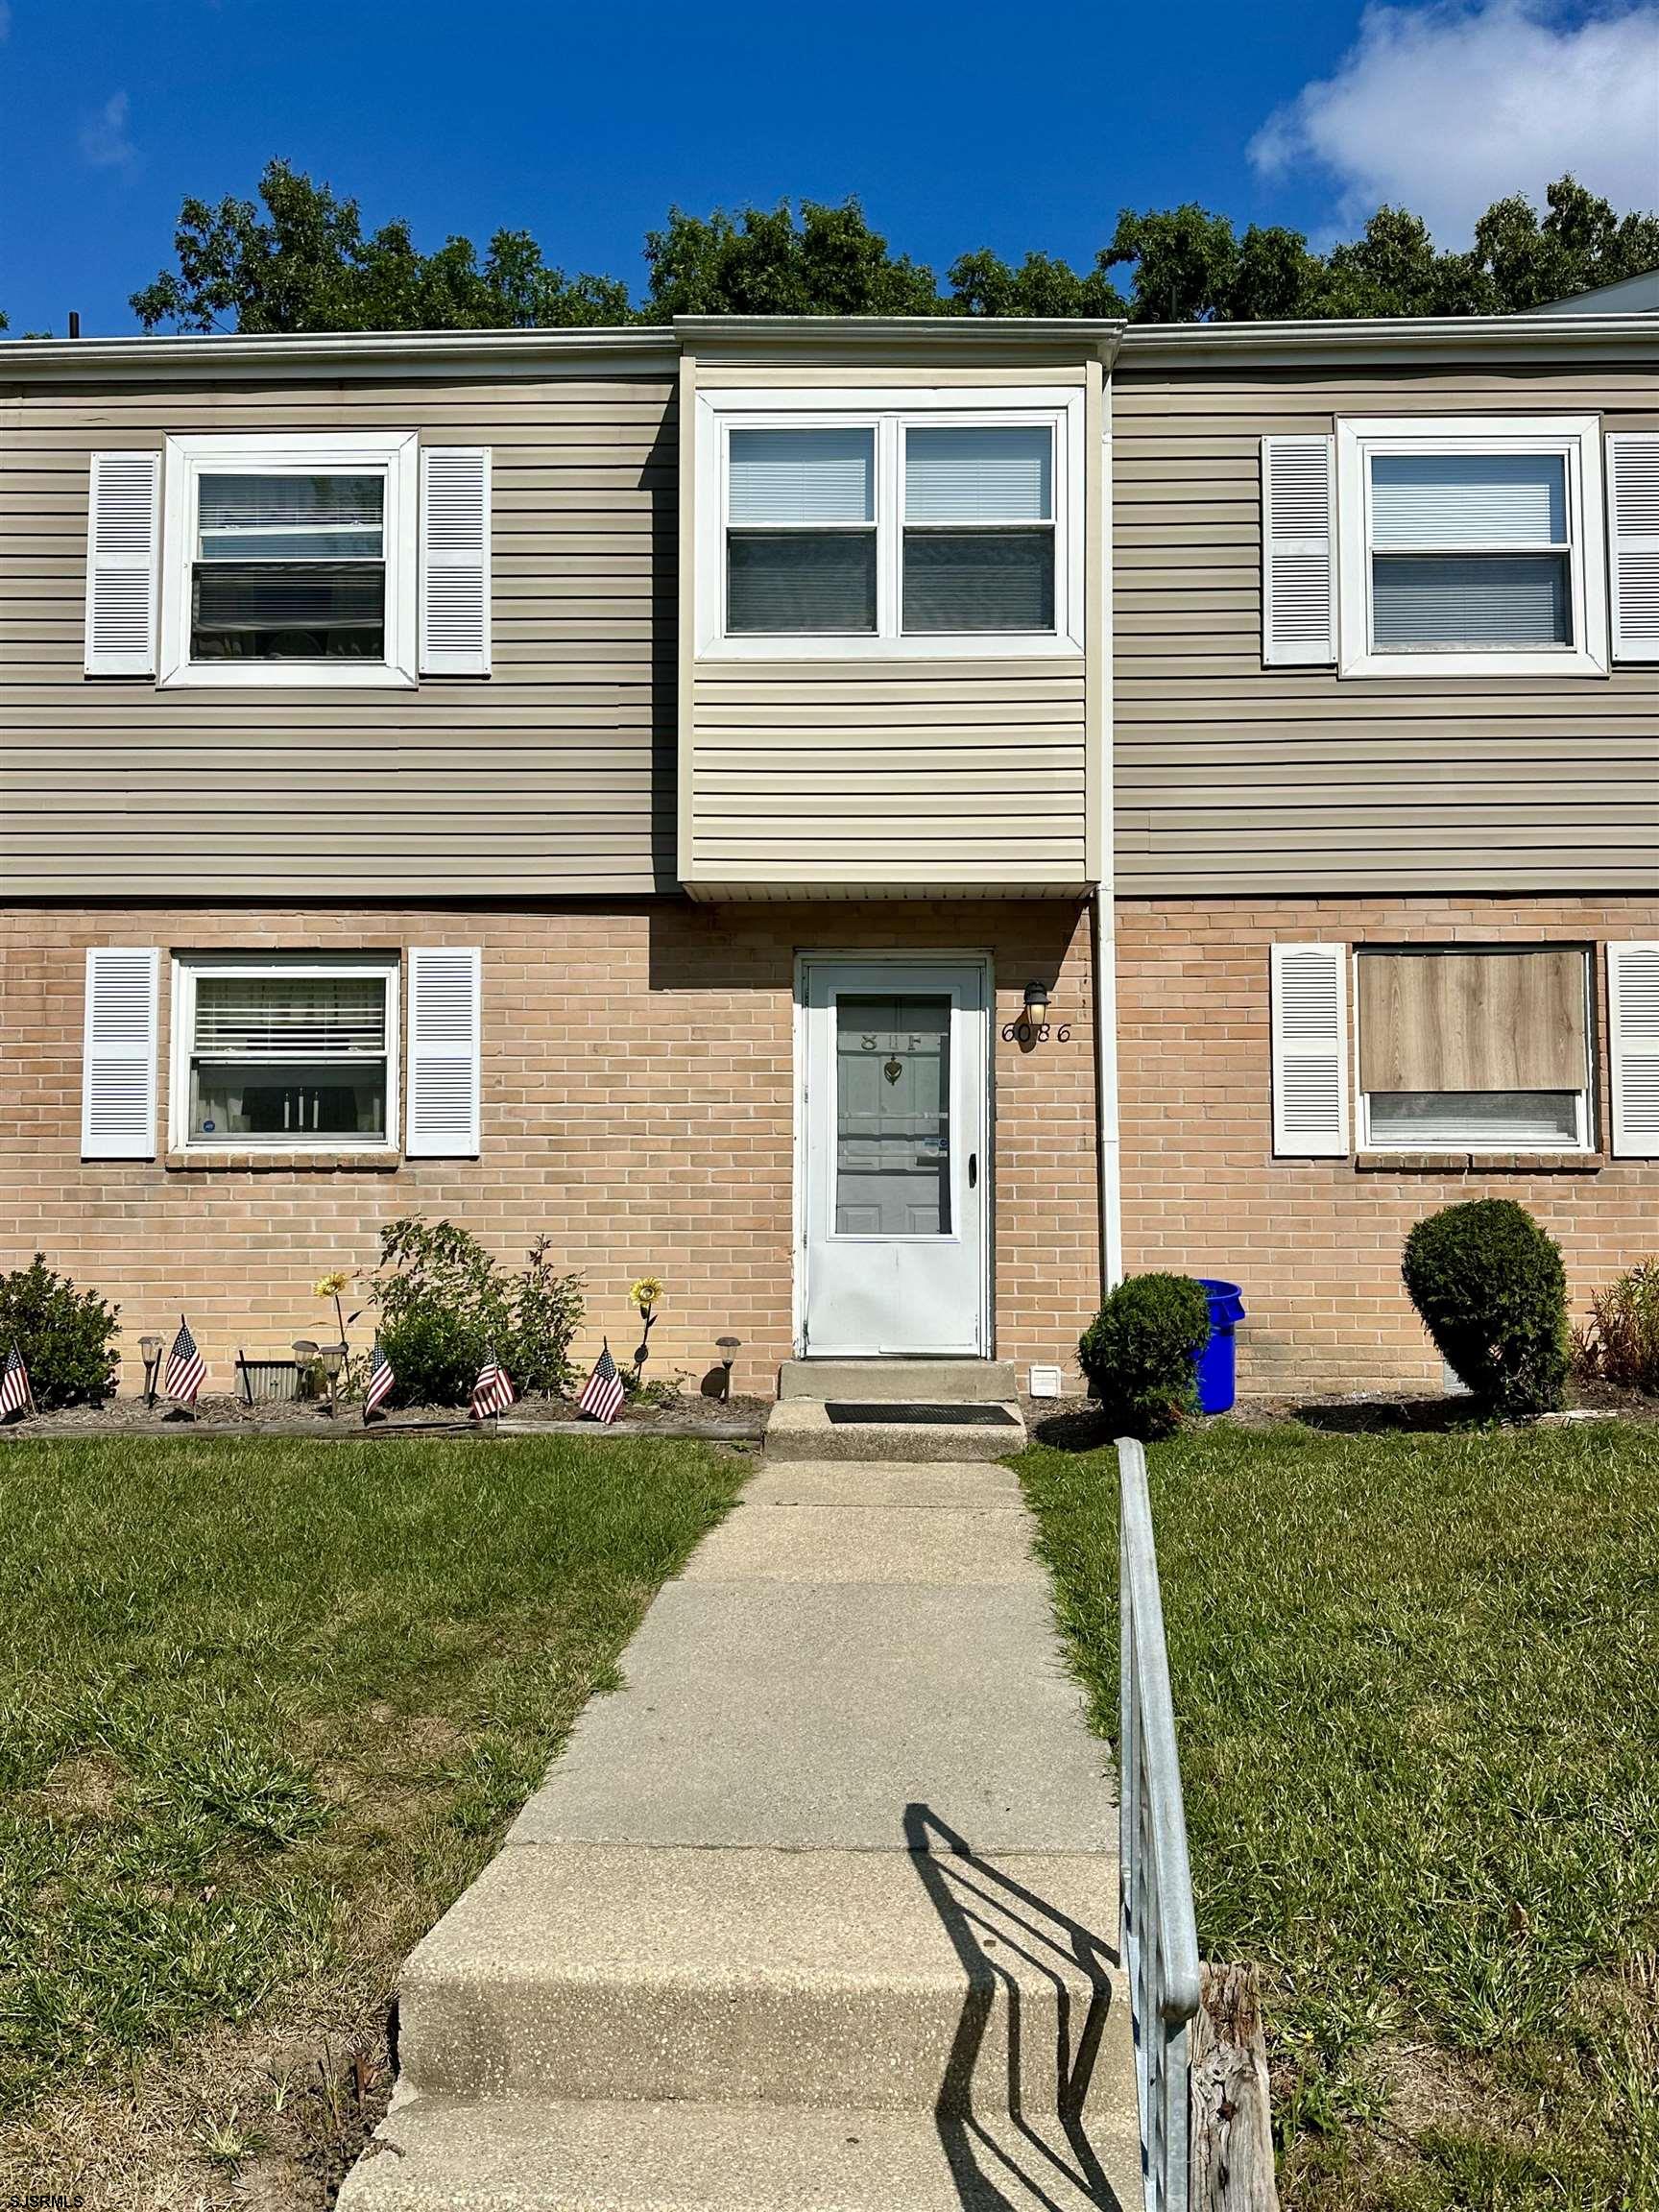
[1118,312,1657,367]
[0,325,679,382]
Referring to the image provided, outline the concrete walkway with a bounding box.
[341,1452,1139,2210]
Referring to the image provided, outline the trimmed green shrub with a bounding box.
[371,1219,583,1406]
[1402,1199,1568,1418]
[1573,1259,1659,1396]
[0,1254,120,1408]
[1078,1272,1211,1440]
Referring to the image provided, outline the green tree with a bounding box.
[131,159,629,333]
[642,198,939,318]
[947,248,1124,318]
[1470,174,1659,311]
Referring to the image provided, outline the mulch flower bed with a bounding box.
[3,1390,771,1441]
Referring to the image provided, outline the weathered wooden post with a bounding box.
[1190,1961,1279,2212]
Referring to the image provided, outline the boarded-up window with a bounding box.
[1357,948,1592,1150]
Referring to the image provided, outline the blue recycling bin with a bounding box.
[1194,1278,1246,1414]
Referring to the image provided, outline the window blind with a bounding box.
[728,429,874,524]
[193,975,386,1057]
[198,473,384,559]
[904,425,1052,521]
[1370,452,1566,547]
[1371,554,1570,647]
[727,532,877,633]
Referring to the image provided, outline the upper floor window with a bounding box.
[700,388,1083,658]
[159,433,419,687]
[1334,417,1608,679]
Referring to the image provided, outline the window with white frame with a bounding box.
[173,955,398,1150]
[160,433,418,686]
[1335,418,1608,678]
[1356,947,1593,1152]
[702,389,1081,654]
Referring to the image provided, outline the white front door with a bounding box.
[799,957,990,1358]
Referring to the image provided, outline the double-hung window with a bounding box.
[1356,948,1594,1153]
[173,955,398,1151]
[704,390,1081,654]
[160,433,419,685]
[1336,418,1608,677]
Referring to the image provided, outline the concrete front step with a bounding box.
[764,1398,1026,1462]
[779,1358,1019,1404]
[396,1841,1119,2117]
[341,2091,1141,2211]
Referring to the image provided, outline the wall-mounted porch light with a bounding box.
[1023,982,1050,1031]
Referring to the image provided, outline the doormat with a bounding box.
[824,1402,1021,1428]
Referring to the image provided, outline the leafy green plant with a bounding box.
[1077,1272,1210,1440]
[370,1218,583,1407]
[0,1255,120,1408]
[1573,1260,1659,1396]
[1402,1199,1569,1419]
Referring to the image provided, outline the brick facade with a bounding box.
[6,892,1654,1404]
[1117,895,1659,1395]
[0,899,1101,1400]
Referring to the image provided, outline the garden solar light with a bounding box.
[317,1341,346,1417]
[139,1334,162,1405]
[717,1335,741,1401]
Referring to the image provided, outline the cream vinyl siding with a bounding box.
[1,375,676,898]
[1112,362,1659,894]
[682,354,1098,899]
[685,655,1090,897]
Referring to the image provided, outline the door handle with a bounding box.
[969,1152,978,1189]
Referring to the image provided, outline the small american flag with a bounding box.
[164,1315,206,1407]
[469,1347,515,1422]
[578,1340,625,1425]
[363,1338,395,1422]
[0,1342,33,1419]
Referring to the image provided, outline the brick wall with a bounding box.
[0,899,1101,1399]
[1117,895,1659,1396]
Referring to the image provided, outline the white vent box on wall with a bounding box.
[1028,1364,1065,1400]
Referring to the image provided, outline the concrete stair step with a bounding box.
[397,1842,1122,2117]
[763,1400,1026,1463]
[339,2090,1142,2210]
[779,1359,1019,1404]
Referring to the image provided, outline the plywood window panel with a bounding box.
[1357,949,1593,1151]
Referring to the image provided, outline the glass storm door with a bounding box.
[800,959,989,1357]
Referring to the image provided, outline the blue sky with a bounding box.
[1,1,1655,334]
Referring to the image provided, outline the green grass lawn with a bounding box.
[1018,1418,1659,2212]
[0,1432,745,2210]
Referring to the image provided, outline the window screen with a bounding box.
[1368,451,1572,650]
[726,428,877,634]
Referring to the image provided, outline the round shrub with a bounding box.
[0,1254,120,1408]
[1401,1198,1568,1419]
[1078,1272,1211,1440]
[372,1218,584,1407]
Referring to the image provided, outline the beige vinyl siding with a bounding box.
[0,375,677,897]
[685,657,1089,897]
[1112,361,1659,894]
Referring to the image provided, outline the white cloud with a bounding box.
[80,89,136,171]
[1250,2,1659,243]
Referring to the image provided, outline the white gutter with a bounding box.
[1094,370,1124,1291]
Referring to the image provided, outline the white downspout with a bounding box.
[1094,364,1124,1291]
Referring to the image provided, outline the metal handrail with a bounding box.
[1118,1435,1202,2212]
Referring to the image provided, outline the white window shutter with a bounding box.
[420,448,492,674]
[1607,434,1659,663]
[406,948,482,1157]
[1262,435,1336,666]
[82,949,159,1159]
[1271,944,1349,1157]
[1608,942,1659,1158]
[84,452,161,676]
